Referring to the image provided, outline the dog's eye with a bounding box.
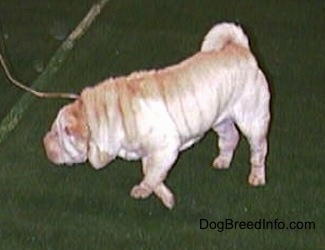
[64,126,71,136]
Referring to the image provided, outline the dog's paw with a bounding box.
[153,184,175,209]
[212,155,231,169]
[160,191,175,210]
[248,173,266,186]
[130,184,152,199]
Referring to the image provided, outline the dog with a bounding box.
[43,23,271,209]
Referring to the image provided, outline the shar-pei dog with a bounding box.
[44,23,271,209]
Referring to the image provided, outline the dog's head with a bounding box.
[43,100,89,165]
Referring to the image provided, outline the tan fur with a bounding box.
[43,100,89,165]
[43,23,271,209]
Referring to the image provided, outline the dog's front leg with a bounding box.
[130,149,178,209]
[88,140,114,169]
[138,156,176,209]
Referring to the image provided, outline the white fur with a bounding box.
[44,23,271,209]
[201,22,249,52]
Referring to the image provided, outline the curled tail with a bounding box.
[201,22,249,52]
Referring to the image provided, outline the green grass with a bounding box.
[0,0,324,249]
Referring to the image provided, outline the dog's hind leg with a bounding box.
[237,121,269,186]
[234,72,271,186]
[212,119,239,169]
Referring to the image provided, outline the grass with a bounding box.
[0,0,324,249]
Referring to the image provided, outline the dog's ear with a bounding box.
[64,100,88,140]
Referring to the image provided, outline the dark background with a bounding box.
[0,1,324,249]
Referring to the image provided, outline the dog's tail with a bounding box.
[201,22,249,52]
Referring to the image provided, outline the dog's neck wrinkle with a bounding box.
[81,85,125,157]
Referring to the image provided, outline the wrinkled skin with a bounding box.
[43,23,271,209]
